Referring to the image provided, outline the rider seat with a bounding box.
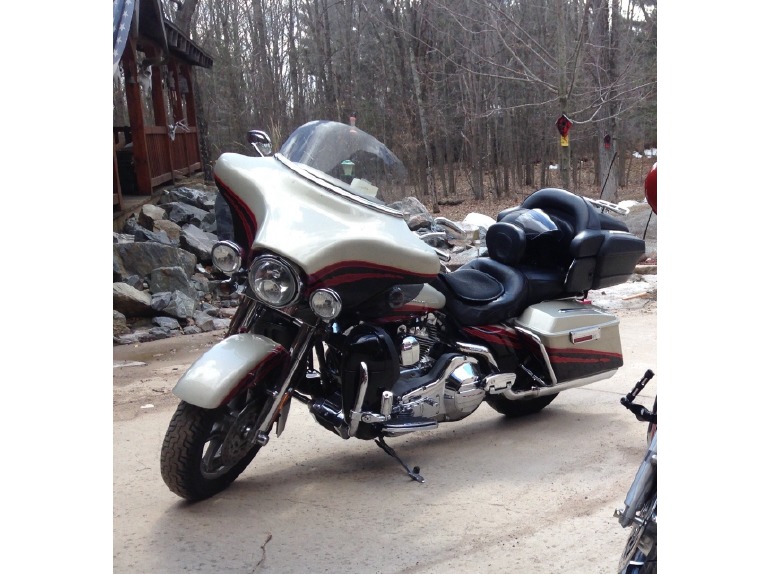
[434,188,645,327]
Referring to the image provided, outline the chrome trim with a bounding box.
[381,419,438,436]
[256,322,316,434]
[348,362,370,437]
[484,372,517,394]
[499,369,617,400]
[433,247,452,263]
[274,153,404,217]
[211,240,243,275]
[360,412,388,423]
[309,288,342,320]
[417,231,446,242]
[584,196,630,215]
[400,336,420,366]
[619,433,657,527]
[456,341,498,369]
[226,296,262,336]
[399,356,475,419]
[434,217,466,238]
[248,254,304,308]
[514,326,558,384]
[380,391,393,418]
[570,326,600,344]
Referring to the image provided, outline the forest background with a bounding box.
[112,0,657,211]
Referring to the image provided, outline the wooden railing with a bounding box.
[146,125,201,188]
[113,124,202,205]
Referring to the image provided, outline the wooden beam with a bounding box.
[148,46,168,129]
[122,36,153,195]
[113,137,123,209]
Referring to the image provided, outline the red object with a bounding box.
[644,162,657,214]
[603,134,612,149]
[556,114,572,137]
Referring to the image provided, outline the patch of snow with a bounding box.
[463,212,497,230]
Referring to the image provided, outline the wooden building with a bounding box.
[113,0,213,212]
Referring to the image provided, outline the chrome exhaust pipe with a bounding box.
[485,369,617,400]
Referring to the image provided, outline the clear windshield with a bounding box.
[277,120,407,204]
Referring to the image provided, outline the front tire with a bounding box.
[160,397,266,502]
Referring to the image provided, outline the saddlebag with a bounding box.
[513,300,623,383]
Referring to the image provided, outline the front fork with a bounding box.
[221,291,321,446]
[226,289,263,336]
[253,320,318,445]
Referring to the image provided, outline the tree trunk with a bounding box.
[174,0,199,36]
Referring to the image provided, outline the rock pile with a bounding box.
[113,184,656,345]
[113,185,239,344]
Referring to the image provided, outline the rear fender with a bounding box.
[172,333,288,409]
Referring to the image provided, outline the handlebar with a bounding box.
[584,197,629,215]
[620,369,656,423]
[620,399,657,424]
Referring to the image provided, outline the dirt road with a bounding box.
[113,296,657,573]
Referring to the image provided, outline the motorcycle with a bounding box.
[160,119,647,501]
[613,161,658,573]
[614,369,657,573]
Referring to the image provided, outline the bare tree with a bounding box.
[137,0,655,201]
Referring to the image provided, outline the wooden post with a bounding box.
[113,136,123,209]
[169,62,186,178]
[122,36,153,195]
[180,64,197,170]
[147,47,173,185]
[182,65,197,128]
[148,47,168,128]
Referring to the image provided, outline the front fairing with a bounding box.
[214,123,440,307]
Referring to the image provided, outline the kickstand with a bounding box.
[374,437,425,483]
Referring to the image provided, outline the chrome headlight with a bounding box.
[309,288,342,320]
[248,256,300,307]
[211,241,243,275]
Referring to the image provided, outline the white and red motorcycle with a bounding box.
[160,120,646,501]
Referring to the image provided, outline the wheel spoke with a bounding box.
[200,417,235,476]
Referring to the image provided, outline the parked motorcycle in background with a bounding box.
[614,162,658,573]
[615,369,657,573]
[160,119,648,502]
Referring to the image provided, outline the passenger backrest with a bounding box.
[499,188,645,294]
[485,222,527,265]
[519,188,601,234]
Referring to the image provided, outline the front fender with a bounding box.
[172,333,288,409]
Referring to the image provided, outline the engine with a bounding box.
[393,353,485,422]
[369,315,487,423]
[312,315,488,440]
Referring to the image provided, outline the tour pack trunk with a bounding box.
[514,300,623,383]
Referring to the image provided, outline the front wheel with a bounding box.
[160,393,268,502]
[618,494,657,574]
[485,393,558,417]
